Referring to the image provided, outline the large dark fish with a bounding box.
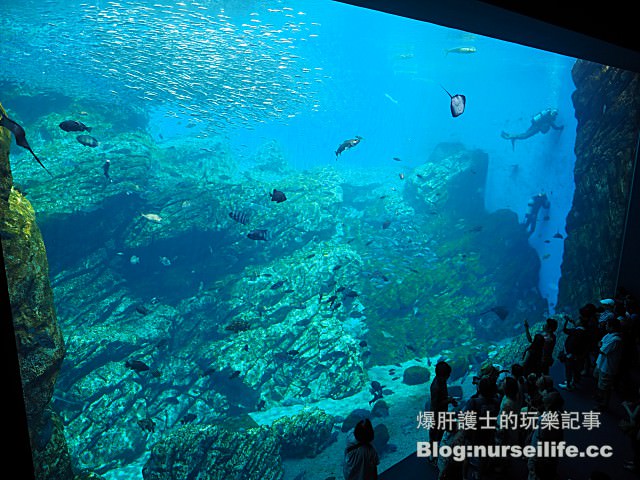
[76,134,99,147]
[478,305,509,321]
[59,120,92,132]
[229,210,249,225]
[369,380,385,405]
[180,413,197,425]
[125,359,150,372]
[247,229,270,241]
[335,135,362,159]
[270,189,287,203]
[0,113,53,176]
[270,280,285,290]
[441,86,466,117]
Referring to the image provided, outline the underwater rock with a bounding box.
[402,366,431,385]
[557,62,640,311]
[142,424,283,480]
[403,143,488,219]
[373,423,390,453]
[74,473,107,480]
[341,409,371,433]
[0,103,12,208]
[0,101,75,480]
[271,408,336,459]
[370,399,390,418]
[363,142,545,366]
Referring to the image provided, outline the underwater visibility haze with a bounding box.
[0,0,636,479]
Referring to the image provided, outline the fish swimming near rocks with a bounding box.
[0,113,53,176]
[369,380,385,405]
[141,213,162,223]
[247,229,270,241]
[76,134,99,147]
[270,280,285,290]
[552,231,564,239]
[103,159,111,182]
[180,413,197,425]
[137,417,155,433]
[59,120,92,132]
[125,359,150,372]
[335,136,362,158]
[478,305,509,321]
[441,86,466,117]
[270,189,287,203]
[229,210,249,225]
[135,304,149,315]
[327,295,338,307]
[445,46,477,55]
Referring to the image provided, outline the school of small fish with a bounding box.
[0,1,327,132]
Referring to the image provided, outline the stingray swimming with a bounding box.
[0,113,52,176]
[441,86,466,117]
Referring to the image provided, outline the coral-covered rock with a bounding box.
[1,101,73,480]
[402,366,431,385]
[271,407,336,458]
[557,63,640,311]
[142,425,283,480]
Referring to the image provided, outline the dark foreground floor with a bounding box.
[380,362,639,480]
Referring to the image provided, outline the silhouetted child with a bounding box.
[343,418,379,480]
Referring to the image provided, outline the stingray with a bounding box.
[441,86,466,117]
[478,305,509,321]
[0,113,52,176]
[552,231,564,239]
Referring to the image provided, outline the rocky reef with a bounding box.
[556,62,640,311]
[142,424,283,480]
[0,102,75,479]
[3,94,548,477]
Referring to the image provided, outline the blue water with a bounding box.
[1,1,588,478]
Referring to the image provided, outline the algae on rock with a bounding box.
[0,102,73,479]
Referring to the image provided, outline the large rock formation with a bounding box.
[557,62,640,311]
[142,425,284,480]
[0,104,74,479]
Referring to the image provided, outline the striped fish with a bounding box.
[229,210,249,225]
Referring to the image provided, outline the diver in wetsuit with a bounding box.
[523,193,550,236]
[501,108,564,150]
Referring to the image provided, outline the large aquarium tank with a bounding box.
[1,0,639,479]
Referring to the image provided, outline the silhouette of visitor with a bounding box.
[343,418,380,480]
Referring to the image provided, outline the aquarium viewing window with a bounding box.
[1,1,639,480]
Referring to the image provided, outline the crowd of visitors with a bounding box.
[342,290,640,480]
[441,291,639,479]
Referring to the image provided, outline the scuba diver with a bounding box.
[523,192,550,236]
[501,108,564,150]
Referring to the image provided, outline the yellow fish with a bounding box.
[141,213,162,223]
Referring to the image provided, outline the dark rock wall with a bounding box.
[557,62,640,312]
[0,103,74,479]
